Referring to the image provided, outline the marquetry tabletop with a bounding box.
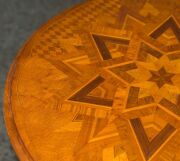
[4,0,180,161]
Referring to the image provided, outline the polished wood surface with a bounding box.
[4,0,180,161]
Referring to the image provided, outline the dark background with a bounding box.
[0,0,83,160]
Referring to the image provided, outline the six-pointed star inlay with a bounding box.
[148,67,175,88]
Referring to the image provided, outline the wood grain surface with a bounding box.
[4,0,180,161]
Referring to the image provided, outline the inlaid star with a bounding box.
[148,67,175,88]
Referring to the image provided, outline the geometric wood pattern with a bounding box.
[130,118,175,160]
[4,0,180,161]
[69,76,114,106]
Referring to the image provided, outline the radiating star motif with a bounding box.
[66,14,180,161]
[148,67,175,88]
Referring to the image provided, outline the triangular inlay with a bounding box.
[69,76,113,106]
[130,118,175,160]
[92,34,130,60]
[150,17,180,42]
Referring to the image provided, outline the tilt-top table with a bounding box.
[4,0,180,161]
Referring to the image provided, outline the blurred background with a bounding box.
[0,0,83,160]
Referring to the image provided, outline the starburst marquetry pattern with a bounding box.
[4,0,180,161]
[67,10,180,161]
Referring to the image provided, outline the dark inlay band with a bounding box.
[69,76,113,106]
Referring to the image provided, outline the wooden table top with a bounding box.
[4,0,180,161]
